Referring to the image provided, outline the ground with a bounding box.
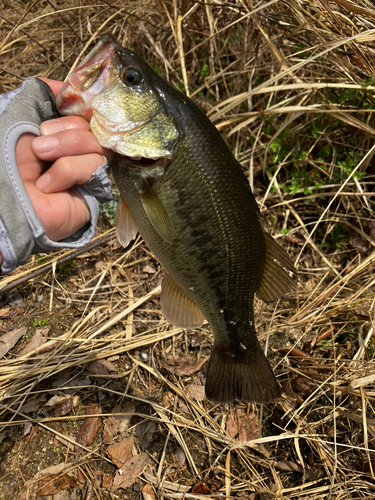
[1,1,375,499]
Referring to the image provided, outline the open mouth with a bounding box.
[120,155,170,169]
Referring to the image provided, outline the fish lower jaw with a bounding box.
[90,113,167,163]
[91,110,149,135]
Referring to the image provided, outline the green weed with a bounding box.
[319,223,348,251]
[57,259,76,281]
[33,319,48,327]
[200,63,210,79]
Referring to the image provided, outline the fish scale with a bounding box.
[56,35,296,403]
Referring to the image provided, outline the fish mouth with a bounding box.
[92,110,151,136]
[57,37,118,118]
[91,111,172,168]
[120,155,170,169]
[91,110,175,163]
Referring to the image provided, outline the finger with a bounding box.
[37,77,64,97]
[24,182,90,241]
[45,188,91,241]
[40,116,91,136]
[35,153,106,194]
[16,133,45,183]
[31,129,114,161]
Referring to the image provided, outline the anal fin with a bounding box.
[256,231,296,302]
[160,274,205,328]
[115,196,138,248]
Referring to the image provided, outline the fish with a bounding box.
[56,35,296,404]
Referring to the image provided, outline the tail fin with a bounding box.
[205,338,281,404]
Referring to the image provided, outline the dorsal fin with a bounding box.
[256,231,296,302]
[140,183,173,244]
[114,195,138,248]
[160,274,205,328]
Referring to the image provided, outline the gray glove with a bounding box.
[0,77,112,275]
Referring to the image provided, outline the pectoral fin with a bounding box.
[256,232,296,302]
[140,183,173,244]
[115,196,138,247]
[161,274,205,328]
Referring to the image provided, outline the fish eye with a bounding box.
[122,67,143,86]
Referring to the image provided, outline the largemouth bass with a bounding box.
[56,36,296,404]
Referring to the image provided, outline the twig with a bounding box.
[0,233,115,295]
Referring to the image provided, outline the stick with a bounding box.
[0,233,115,295]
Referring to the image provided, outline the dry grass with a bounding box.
[1,0,375,499]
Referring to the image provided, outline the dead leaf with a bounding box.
[106,437,134,468]
[175,447,186,466]
[95,258,105,271]
[178,399,189,413]
[77,468,86,484]
[25,427,40,449]
[111,454,150,491]
[43,395,74,417]
[135,421,156,451]
[103,401,135,444]
[103,418,119,446]
[0,327,27,357]
[75,404,102,453]
[190,332,205,347]
[0,306,23,319]
[52,375,92,392]
[21,465,65,500]
[0,307,10,318]
[8,292,24,307]
[94,469,103,485]
[37,473,77,496]
[284,233,305,246]
[54,434,75,453]
[142,264,156,274]
[31,463,67,482]
[142,483,156,500]
[192,482,219,493]
[85,359,117,375]
[186,383,205,401]
[102,474,113,489]
[162,391,174,409]
[292,377,317,397]
[19,395,47,414]
[23,422,33,436]
[19,328,48,356]
[163,355,209,377]
[226,408,259,441]
[272,459,303,473]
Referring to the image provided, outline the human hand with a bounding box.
[20,78,114,242]
[0,78,113,270]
